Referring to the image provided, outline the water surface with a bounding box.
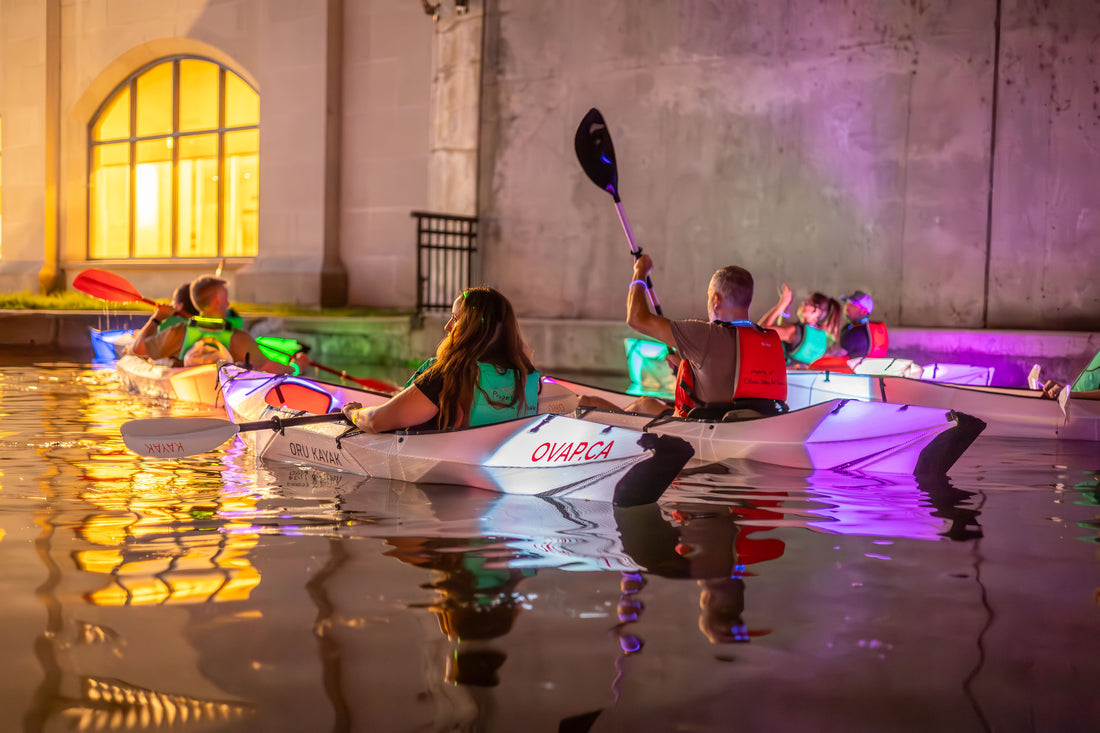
[0,360,1097,732]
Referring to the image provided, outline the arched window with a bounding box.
[88,57,258,259]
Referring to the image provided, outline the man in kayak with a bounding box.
[583,254,788,417]
[341,287,540,432]
[838,290,888,358]
[131,275,304,375]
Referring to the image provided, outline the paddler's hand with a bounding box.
[290,352,311,372]
[151,302,175,325]
[632,253,654,281]
[341,401,363,427]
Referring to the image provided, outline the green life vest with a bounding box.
[226,308,244,330]
[1072,350,1100,392]
[470,363,540,426]
[179,317,235,360]
[158,315,188,331]
[787,324,828,365]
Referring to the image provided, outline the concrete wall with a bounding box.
[0,0,49,292]
[477,0,1099,330]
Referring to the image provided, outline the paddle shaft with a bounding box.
[237,411,349,433]
[306,359,398,392]
[615,201,662,316]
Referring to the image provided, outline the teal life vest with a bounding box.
[405,358,435,389]
[1072,350,1100,392]
[787,324,828,365]
[408,358,539,426]
[179,317,234,360]
[470,363,540,426]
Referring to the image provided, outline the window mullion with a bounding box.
[171,60,180,258]
[217,67,225,258]
[128,79,136,259]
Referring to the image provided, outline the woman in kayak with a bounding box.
[759,284,845,366]
[342,287,540,432]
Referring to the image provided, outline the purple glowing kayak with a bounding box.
[541,378,985,476]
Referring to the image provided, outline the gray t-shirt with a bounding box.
[669,319,741,405]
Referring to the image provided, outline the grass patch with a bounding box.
[0,290,408,318]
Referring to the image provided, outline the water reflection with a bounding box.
[672,461,985,543]
[4,363,1100,731]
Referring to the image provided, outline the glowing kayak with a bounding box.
[783,371,1098,440]
[542,378,985,476]
[90,327,135,362]
[115,354,221,405]
[215,365,694,506]
[90,327,302,365]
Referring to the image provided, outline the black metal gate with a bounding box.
[411,211,478,315]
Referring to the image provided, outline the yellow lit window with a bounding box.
[88,57,259,259]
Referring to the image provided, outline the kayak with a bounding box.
[542,377,985,476]
[115,354,221,405]
[214,365,695,506]
[89,327,303,366]
[90,327,135,362]
[783,370,1098,441]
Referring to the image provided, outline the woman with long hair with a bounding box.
[342,287,539,432]
[760,284,846,365]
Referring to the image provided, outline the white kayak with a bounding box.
[115,354,221,405]
[542,378,985,476]
[784,370,1098,441]
[206,365,694,506]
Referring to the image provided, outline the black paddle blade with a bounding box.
[574,107,621,202]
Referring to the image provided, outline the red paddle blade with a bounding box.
[73,269,156,306]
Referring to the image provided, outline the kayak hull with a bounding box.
[218,366,693,506]
[115,354,221,405]
[785,371,1096,440]
[90,327,134,362]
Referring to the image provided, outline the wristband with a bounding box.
[629,279,648,291]
[781,311,790,319]
[152,317,163,325]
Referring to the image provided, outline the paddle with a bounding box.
[299,359,399,393]
[73,268,157,306]
[120,412,349,458]
[574,107,663,316]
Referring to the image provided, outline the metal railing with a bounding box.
[412,210,478,315]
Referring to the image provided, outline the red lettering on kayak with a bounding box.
[144,441,184,456]
[552,443,574,462]
[530,440,614,463]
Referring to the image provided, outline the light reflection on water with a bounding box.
[0,363,1097,731]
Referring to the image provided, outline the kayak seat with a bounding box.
[264,380,335,415]
[684,398,790,422]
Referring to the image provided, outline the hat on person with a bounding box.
[841,291,874,313]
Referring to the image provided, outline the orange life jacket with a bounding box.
[866,321,889,357]
[674,323,787,417]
